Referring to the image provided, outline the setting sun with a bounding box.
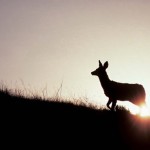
[130,104,150,117]
[139,106,150,117]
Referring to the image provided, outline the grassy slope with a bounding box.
[1,90,150,149]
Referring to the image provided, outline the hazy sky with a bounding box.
[1,0,150,108]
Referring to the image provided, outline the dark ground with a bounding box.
[1,90,150,149]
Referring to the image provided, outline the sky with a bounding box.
[1,0,150,110]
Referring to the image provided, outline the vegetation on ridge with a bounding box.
[1,86,150,150]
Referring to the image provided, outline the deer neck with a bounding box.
[98,71,110,91]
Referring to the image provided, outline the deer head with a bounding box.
[91,60,108,76]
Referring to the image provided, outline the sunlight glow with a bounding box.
[130,104,150,117]
[129,105,140,115]
[139,106,150,117]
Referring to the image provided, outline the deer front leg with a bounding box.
[106,99,112,110]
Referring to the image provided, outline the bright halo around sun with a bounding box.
[139,105,150,117]
[129,105,140,115]
[129,104,150,117]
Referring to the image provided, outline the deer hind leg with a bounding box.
[107,99,112,110]
[111,100,117,111]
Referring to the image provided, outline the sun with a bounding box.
[139,106,150,117]
[130,105,150,117]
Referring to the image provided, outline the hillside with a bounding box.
[1,89,150,150]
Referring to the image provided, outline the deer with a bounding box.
[91,60,146,111]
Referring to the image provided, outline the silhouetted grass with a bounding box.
[1,87,150,150]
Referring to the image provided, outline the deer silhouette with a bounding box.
[91,60,146,111]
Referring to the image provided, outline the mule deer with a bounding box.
[91,60,146,111]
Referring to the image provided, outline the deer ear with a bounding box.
[103,61,108,69]
[99,60,102,67]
